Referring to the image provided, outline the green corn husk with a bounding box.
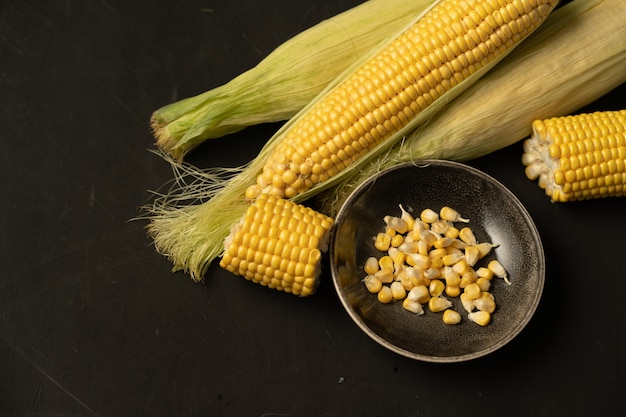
[151,0,435,161]
[146,0,558,281]
[319,0,626,216]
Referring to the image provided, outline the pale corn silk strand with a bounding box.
[320,0,626,216]
[151,0,436,161]
[146,0,560,281]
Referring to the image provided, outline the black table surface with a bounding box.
[2,1,624,416]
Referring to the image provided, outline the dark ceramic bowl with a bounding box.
[329,160,544,362]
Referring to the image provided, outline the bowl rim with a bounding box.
[329,159,545,363]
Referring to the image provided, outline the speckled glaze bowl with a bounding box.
[329,160,545,362]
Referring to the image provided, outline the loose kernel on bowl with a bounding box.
[330,160,545,363]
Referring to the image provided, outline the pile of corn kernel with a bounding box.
[362,205,509,326]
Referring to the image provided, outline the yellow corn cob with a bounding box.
[522,110,626,202]
[321,0,626,216]
[146,0,558,281]
[245,0,559,201]
[152,0,435,161]
[219,193,333,296]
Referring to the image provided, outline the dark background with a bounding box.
[1,1,624,416]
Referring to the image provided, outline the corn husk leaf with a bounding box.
[151,0,435,161]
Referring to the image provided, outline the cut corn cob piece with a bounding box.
[245,0,559,200]
[151,0,435,160]
[219,193,333,296]
[522,110,626,202]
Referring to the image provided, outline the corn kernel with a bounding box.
[406,253,430,269]
[468,311,491,326]
[390,281,407,300]
[424,267,442,280]
[398,241,420,254]
[377,286,393,304]
[378,255,394,271]
[442,252,464,266]
[440,206,469,223]
[445,285,461,298]
[364,256,380,275]
[464,245,480,266]
[442,309,462,325]
[420,208,439,223]
[429,279,445,297]
[399,205,415,231]
[459,227,477,246]
[384,215,408,234]
[390,233,405,247]
[407,285,430,304]
[443,266,461,287]
[451,259,469,275]
[460,292,475,313]
[399,274,415,291]
[430,220,451,235]
[388,247,404,265]
[434,236,455,249]
[419,230,438,247]
[445,225,460,239]
[474,292,496,313]
[428,296,452,313]
[459,270,477,288]
[475,242,496,258]
[488,259,510,284]
[476,277,491,292]
[374,232,391,251]
[375,268,394,284]
[402,297,425,314]
[476,266,494,280]
[412,219,429,235]
[463,283,481,300]
[363,275,383,293]
[429,247,448,259]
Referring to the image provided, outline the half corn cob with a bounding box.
[320,0,626,215]
[151,0,435,161]
[147,0,558,281]
[219,193,334,296]
[522,110,626,202]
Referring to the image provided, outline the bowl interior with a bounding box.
[330,160,544,362]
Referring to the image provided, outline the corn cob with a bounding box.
[146,0,558,281]
[151,0,435,161]
[219,193,333,296]
[321,0,626,216]
[245,0,559,201]
[521,110,626,202]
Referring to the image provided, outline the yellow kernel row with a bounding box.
[362,205,509,326]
